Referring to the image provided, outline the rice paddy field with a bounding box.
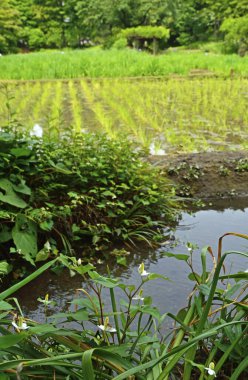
[0,76,247,153]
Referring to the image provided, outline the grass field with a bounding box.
[0,48,248,80]
[1,77,247,153]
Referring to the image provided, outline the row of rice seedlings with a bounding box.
[14,81,42,127]
[92,80,152,146]
[109,78,248,151]
[32,81,52,127]
[68,80,82,132]
[80,80,117,137]
[49,80,64,135]
[139,78,248,133]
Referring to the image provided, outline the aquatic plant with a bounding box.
[0,233,247,379]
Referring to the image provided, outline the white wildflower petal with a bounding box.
[132,295,144,301]
[138,263,150,277]
[97,324,117,333]
[140,270,150,277]
[12,321,29,330]
[205,367,216,377]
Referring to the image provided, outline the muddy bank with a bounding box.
[150,151,248,199]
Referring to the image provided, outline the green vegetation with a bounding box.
[221,15,248,56]
[0,233,247,379]
[1,76,247,153]
[121,26,170,54]
[1,0,248,55]
[0,129,177,276]
[0,49,248,80]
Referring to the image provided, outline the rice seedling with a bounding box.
[80,79,116,137]
[68,80,82,132]
[0,77,247,153]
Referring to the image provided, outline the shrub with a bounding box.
[0,130,178,273]
[221,16,248,56]
[112,37,127,50]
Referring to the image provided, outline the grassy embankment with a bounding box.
[0,48,248,79]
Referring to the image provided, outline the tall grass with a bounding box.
[0,49,248,80]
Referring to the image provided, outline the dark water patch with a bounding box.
[16,198,248,322]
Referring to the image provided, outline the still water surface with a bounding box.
[17,198,248,321]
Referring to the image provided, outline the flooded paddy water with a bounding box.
[17,197,248,322]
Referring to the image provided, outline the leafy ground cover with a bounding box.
[0,49,248,80]
[0,129,177,278]
[1,77,247,153]
[0,233,247,379]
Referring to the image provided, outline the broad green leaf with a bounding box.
[0,332,28,349]
[88,271,118,288]
[162,252,189,261]
[147,273,170,281]
[0,261,12,276]
[141,306,161,320]
[117,257,127,266]
[29,325,58,335]
[0,225,12,243]
[188,272,202,283]
[0,300,14,311]
[0,179,27,208]
[10,148,32,157]
[35,248,50,262]
[12,214,37,260]
[12,181,31,196]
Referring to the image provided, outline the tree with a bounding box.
[0,0,21,53]
[121,25,170,54]
[221,15,248,56]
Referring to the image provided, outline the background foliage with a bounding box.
[0,0,247,54]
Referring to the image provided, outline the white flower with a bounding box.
[77,258,82,265]
[97,324,117,333]
[132,289,144,301]
[12,319,29,331]
[97,317,117,333]
[132,295,144,301]
[138,263,150,277]
[44,241,51,251]
[205,362,216,377]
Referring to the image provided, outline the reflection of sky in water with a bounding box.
[16,200,248,323]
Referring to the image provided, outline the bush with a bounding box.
[221,16,248,56]
[0,130,178,273]
[112,37,127,50]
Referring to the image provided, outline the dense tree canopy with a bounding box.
[0,0,246,54]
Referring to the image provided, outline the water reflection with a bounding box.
[16,198,248,322]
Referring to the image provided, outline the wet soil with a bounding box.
[150,150,248,198]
